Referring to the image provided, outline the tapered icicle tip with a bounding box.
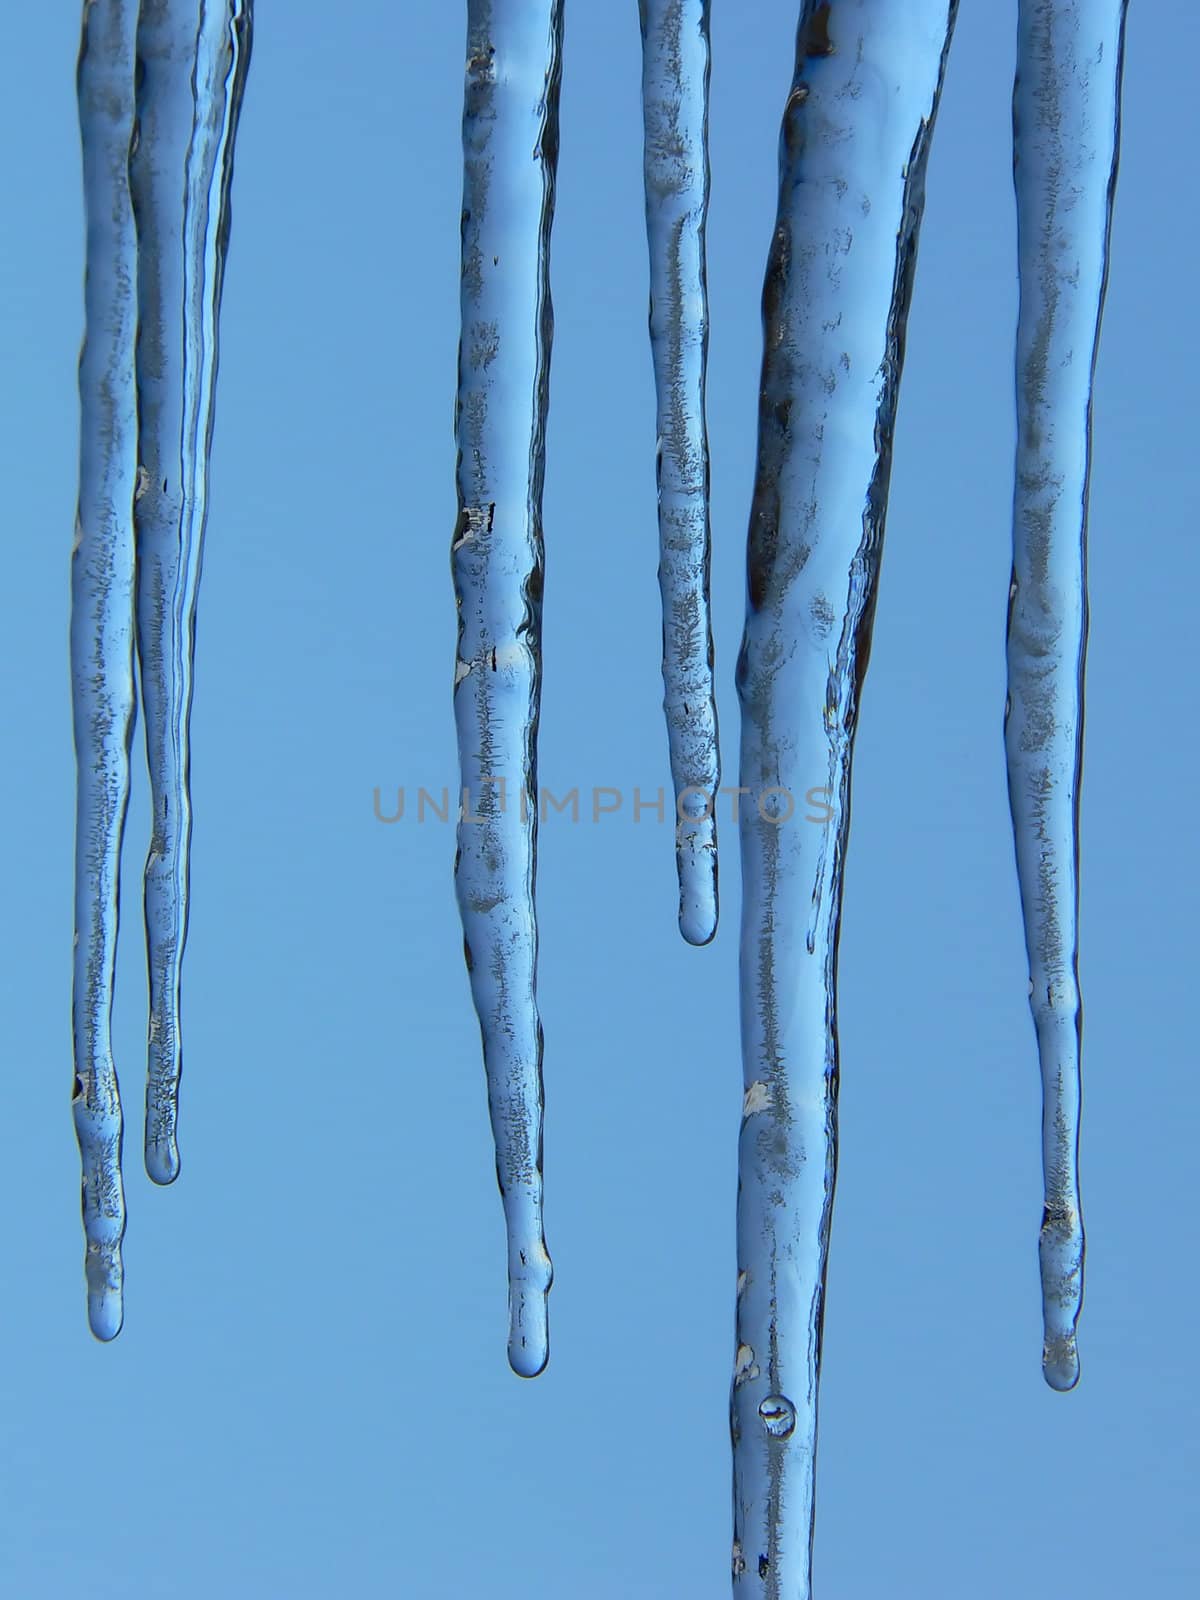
[508,1280,551,1379]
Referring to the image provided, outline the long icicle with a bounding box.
[732,5,957,1592]
[452,0,563,1378]
[638,0,720,946]
[1008,0,1128,1392]
[130,0,253,1185]
[73,0,140,1343]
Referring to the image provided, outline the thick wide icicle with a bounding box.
[638,0,720,946]
[732,5,956,1592]
[130,0,253,1185]
[1008,0,1127,1393]
[452,0,563,1378]
[72,0,140,1343]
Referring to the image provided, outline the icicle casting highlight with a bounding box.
[72,0,253,1338]
[638,0,721,946]
[732,5,957,1593]
[452,0,563,1379]
[1008,0,1128,1394]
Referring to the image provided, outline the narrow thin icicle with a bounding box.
[1009,0,1127,1393]
[638,0,720,946]
[733,5,956,1593]
[453,0,562,1378]
[72,0,139,1343]
[130,0,253,1184]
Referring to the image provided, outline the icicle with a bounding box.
[733,4,956,1592]
[71,0,252,1338]
[129,0,253,1185]
[638,0,720,946]
[453,0,563,1378]
[1009,0,1127,1393]
[73,0,140,1344]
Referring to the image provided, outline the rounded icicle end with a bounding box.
[87,1276,124,1343]
[678,888,718,948]
[145,1137,181,1186]
[676,823,718,946]
[1042,1335,1080,1393]
[508,1284,550,1379]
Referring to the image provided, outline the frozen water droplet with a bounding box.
[758,1394,796,1439]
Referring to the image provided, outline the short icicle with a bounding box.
[638,0,720,945]
[1008,0,1128,1393]
[72,0,140,1343]
[130,0,253,1184]
[452,0,563,1378]
[732,4,957,1593]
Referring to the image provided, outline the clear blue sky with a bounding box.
[1,4,1196,1595]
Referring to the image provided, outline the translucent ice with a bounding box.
[72,0,140,1342]
[1008,0,1128,1392]
[638,0,721,945]
[71,0,253,1334]
[733,4,958,1591]
[452,0,563,1377]
[130,0,253,1186]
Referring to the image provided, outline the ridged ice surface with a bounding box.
[1009,0,1128,1393]
[638,0,720,946]
[72,0,140,1343]
[733,5,957,1593]
[452,0,563,1378]
[131,0,253,1186]
[72,0,253,1335]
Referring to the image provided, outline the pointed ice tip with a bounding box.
[1042,1338,1080,1392]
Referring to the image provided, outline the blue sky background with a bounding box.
[1,3,1196,1595]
